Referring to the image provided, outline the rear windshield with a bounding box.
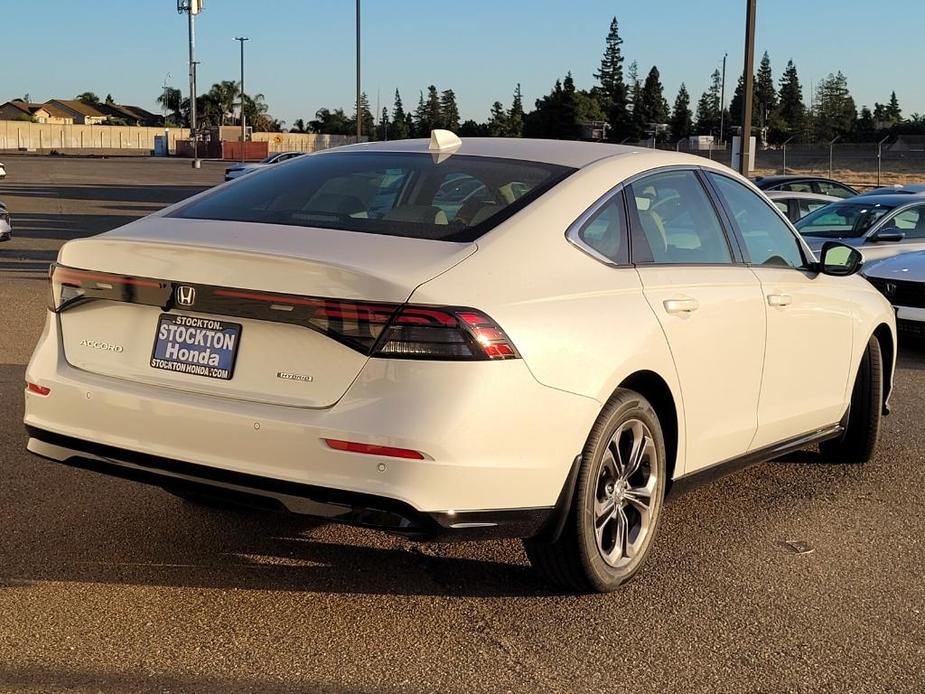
[174,151,574,242]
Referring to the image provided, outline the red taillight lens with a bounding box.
[26,382,50,396]
[323,439,426,460]
[372,306,519,361]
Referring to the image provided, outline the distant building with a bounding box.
[95,102,162,127]
[47,99,108,125]
[0,99,72,124]
[1,98,165,127]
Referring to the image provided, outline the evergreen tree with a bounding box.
[412,91,426,136]
[440,89,460,131]
[755,51,776,128]
[777,59,806,140]
[594,17,625,99]
[523,74,581,140]
[855,106,876,141]
[507,83,524,137]
[391,89,409,139]
[813,72,857,141]
[378,107,390,140]
[593,17,630,139]
[351,92,374,138]
[423,85,442,132]
[487,101,508,137]
[695,69,722,137]
[670,83,693,141]
[626,61,646,139]
[458,119,486,137]
[638,66,669,139]
[886,91,902,123]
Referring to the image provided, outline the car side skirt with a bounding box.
[25,426,553,542]
[667,423,844,499]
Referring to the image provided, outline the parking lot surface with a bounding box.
[1,157,923,693]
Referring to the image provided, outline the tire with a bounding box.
[819,335,883,464]
[524,388,667,593]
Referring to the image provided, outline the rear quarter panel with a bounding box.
[410,154,690,475]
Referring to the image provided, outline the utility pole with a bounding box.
[178,0,203,169]
[235,36,249,163]
[356,0,362,141]
[719,52,728,145]
[739,0,756,176]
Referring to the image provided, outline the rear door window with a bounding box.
[627,170,732,264]
[814,181,855,198]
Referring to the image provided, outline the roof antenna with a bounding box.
[429,129,461,162]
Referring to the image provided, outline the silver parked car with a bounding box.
[865,251,925,336]
[765,191,839,223]
[224,151,305,181]
[795,193,925,262]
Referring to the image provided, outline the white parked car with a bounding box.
[25,134,896,592]
[765,190,839,223]
[224,151,305,181]
[0,161,6,179]
[0,201,11,242]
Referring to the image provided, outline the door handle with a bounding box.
[663,297,700,314]
[767,293,792,307]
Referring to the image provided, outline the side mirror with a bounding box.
[871,227,905,243]
[819,241,863,276]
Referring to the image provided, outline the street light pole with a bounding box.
[356,0,362,141]
[877,135,890,186]
[828,135,841,179]
[739,0,757,176]
[719,52,728,145]
[235,36,249,164]
[179,1,203,169]
[781,135,795,174]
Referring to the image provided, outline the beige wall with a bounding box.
[0,121,357,153]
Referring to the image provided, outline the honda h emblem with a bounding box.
[176,285,196,307]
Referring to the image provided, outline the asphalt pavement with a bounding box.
[0,156,923,693]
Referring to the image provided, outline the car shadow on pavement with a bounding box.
[0,663,381,694]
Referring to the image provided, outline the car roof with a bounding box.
[320,137,650,169]
[753,174,846,186]
[845,193,922,206]
[764,191,839,201]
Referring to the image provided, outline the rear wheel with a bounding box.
[819,335,883,464]
[525,389,667,593]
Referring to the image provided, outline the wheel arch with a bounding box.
[617,370,680,488]
[872,322,895,413]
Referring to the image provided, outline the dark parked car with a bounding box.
[753,175,857,199]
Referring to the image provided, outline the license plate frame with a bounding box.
[150,313,243,381]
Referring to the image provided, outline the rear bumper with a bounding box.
[26,426,551,540]
[25,311,599,526]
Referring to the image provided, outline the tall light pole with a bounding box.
[718,53,728,145]
[178,0,204,169]
[163,72,171,157]
[356,0,362,141]
[739,0,757,176]
[235,36,249,163]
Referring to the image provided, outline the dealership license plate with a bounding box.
[150,314,242,380]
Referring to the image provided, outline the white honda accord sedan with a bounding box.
[25,132,896,592]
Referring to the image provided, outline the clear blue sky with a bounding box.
[4,1,924,126]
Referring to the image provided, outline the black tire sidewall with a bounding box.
[573,391,667,591]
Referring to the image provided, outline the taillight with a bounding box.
[372,306,519,361]
[48,264,169,312]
